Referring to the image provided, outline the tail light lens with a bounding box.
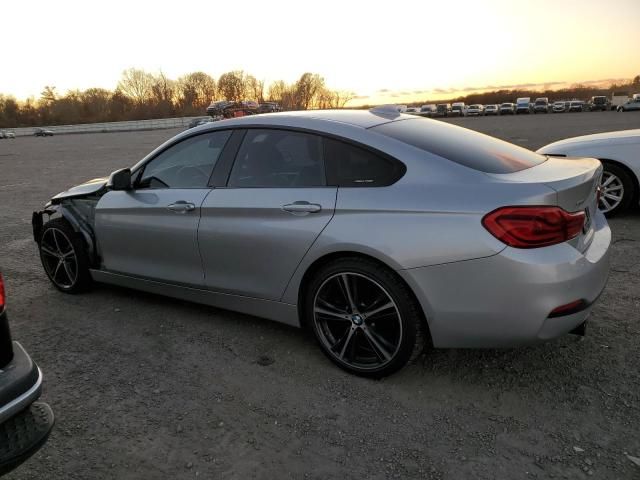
[549,299,587,318]
[482,206,586,248]
[0,273,5,312]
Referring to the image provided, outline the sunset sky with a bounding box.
[1,0,638,106]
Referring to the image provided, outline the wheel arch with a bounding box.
[39,205,98,266]
[599,158,640,204]
[294,250,433,345]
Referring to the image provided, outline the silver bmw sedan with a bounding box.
[32,108,611,377]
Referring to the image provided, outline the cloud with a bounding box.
[433,88,457,94]
[361,77,629,104]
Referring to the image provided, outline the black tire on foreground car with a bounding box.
[304,257,426,378]
[38,218,92,293]
[599,163,635,217]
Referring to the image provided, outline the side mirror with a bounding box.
[107,168,132,191]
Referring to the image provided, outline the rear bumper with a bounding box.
[400,211,611,348]
[0,342,42,425]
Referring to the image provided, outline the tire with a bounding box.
[38,218,92,293]
[304,257,426,378]
[599,163,634,217]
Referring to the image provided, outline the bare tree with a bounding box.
[217,70,248,102]
[295,73,325,109]
[246,75,265,103]
[117,68,154,105]
[80,88,112,122]
[40,86,57,105]
[332,90,355,108]
[267,80,288,103]
[177,72,216,111]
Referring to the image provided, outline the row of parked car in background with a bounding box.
[0,130,16,139]
[404,93,640,117]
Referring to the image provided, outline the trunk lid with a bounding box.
[487,156,602,252]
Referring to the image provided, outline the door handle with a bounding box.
[167,201,196,213]
[282,202,322,215]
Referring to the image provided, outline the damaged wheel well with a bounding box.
[33,197,101,268]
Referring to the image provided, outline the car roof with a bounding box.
[197,109,405,131]
[144,109,414,166]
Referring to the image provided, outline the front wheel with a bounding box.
[305,258,426,377]
[39,218,92,293]
[598,164,634,217]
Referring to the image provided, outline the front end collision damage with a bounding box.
[32,183,108,266]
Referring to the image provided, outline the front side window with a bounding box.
[228,129,325,188]
[138,130,231,188]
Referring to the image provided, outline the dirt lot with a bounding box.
[1,111,639,479]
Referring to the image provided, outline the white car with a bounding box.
[466,104,484,116]
[484,104,499,115]
[537,129,640,216]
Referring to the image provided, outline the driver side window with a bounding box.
[138,130,231,189]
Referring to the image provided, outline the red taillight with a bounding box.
[482,206,586,248]
[549,299,587,318]
[0,273,5,311]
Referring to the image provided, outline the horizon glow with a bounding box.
[1,0,638,106]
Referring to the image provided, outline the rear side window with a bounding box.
[372,119,546,174]
[228,129,325,188]
[324,138,405,187]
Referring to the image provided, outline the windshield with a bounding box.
[371,119,547,174]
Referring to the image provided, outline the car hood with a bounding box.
[537,129,640,153]
[51,177,108,203]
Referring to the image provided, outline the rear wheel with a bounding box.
[305,258,426,377]
[38,218,92,293]
[598,163,634,217]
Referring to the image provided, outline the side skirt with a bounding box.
[89,270,301,328]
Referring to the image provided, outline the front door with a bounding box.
[198,128,337,300]
[94,130,232,286]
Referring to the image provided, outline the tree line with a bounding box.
[0,69,355,128]
[396,75,640,108]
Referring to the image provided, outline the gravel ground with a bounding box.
[1,111,639,479]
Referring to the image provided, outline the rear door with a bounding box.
[198,128,337,300]
[94,130,231,286]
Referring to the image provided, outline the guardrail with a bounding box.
[3,116,205,137]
